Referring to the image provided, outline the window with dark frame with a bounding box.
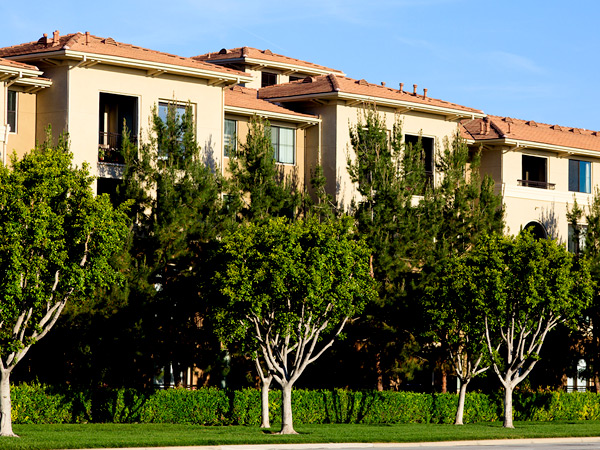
[7,90,16,133]
[569,159,591,193]
[521,155,551,189]
[224,119,236,157]
[271,126,295,164]
[405,134,434,185]
[261,72,278,88]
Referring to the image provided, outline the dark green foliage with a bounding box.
[227,116,301,222]
[141,388,229,425]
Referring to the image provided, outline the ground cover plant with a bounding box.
[2,422,600,450]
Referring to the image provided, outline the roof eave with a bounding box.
[472,136,600,158]
[263,90,484,120]
[7,49,253,84]
[225,105,320,125]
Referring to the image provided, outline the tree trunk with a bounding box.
[454,379,468,425]
[279,383,297,434]
[503,384,514,428]
[0,370,16,437]
[441,369,447,393]
[376,352,383,392]
[260,377,271,428]
[594,373,600,393]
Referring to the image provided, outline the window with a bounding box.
[520,155,553,189]
[405,134,434,184]
[261,72,278,88]
[568,224,587,254]
[157,101,193,162]
[289,75,303,82]
[271,126,295,164]
[158,102,188,124]
[569,159,591,193]
[224,119,236,157]
[7,90,16,133]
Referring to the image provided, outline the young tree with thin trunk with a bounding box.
[424,254,490,425]
[0,135,129,437]
[472,232,592,428]
[213,217,376,434]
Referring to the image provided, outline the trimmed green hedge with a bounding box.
[10,383,600,425]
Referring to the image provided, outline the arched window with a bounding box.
[523,221,547,239]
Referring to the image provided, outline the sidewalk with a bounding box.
[72,436,600,450]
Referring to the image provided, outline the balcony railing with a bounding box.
[98,132,137,164]
[517,179,555,190]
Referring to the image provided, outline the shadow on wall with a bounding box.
[540,203,559,240]
[203,135,217,172]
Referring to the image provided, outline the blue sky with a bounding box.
[2,0,598,130]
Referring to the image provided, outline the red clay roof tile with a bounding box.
[258,74,482,115]
[225,85,317,120]
[194,47,344,75]
[462,115,600,152]
[0,32,247,78]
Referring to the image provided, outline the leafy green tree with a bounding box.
[470,232,592,428]
[213,217,376,434]
[224,116,305,427]
[347,107,430,389]
[119,103,228,388]
[424,253,490,425]
[0,135,130,436]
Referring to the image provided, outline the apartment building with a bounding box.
[1,31,598,246]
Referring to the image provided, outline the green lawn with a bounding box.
[0,421,600,450]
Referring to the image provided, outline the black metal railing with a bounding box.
[517,179,555,190]
[98,132,137,164]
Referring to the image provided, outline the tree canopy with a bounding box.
[0,135,130,436]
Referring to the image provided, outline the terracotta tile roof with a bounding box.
[462,115,600,152]
[194,47,344,75]
[258,74,482,115]
[225,85,317,120]
[0,31,246,78]
[0,57,40,72]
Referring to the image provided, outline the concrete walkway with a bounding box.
[72,437,600,450]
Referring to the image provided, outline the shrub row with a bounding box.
[10,383,600,425]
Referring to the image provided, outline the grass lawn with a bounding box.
[0,421,599,450]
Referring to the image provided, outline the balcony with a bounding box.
[98,132,138,164]
[517,179,555,190]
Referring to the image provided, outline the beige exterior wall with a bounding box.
[5,89,37,160]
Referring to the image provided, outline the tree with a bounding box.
[0,135,130,436]
[119,102,229,388]
[224,116,303,427]
[421,134,504,420]
[227,116,301,222]
[423,254,490,425]
[472,232,592,428]
[347,107,431,390]
[213,217,376,434]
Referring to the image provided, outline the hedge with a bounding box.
[9,383,600,425]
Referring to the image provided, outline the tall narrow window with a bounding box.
[569,159,591,193]
[405,134,434,185]
[224,119,236,157]
[157,101,193,163]
[7,90,17,133]
[271,126,295,164]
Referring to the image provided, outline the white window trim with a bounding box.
[224,118,237,158]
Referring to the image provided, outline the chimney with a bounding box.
[484,117,490,135]
[85,31,90,45]
[479,121,485,134]
[399,82,404,93]
[381,82,386,87]
[413,84,418,95]
[423,88,428,99]
[52,30,60,44]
